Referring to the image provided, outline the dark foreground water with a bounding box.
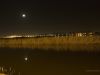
[0,48,100,75]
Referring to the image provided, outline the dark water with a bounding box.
[0,48,100,75]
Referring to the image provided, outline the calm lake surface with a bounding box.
[0,48,100,75]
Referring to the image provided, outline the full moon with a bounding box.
[22,14,26,18]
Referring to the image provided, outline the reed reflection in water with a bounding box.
[0,36,100,51]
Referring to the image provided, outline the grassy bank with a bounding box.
[0,36,100,51]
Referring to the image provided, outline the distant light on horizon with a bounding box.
[3,35,22,38]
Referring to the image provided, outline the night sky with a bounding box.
[0,0,99,35]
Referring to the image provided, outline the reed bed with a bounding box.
[0,36,100,51]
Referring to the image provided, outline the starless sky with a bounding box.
[0,0,99,35]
